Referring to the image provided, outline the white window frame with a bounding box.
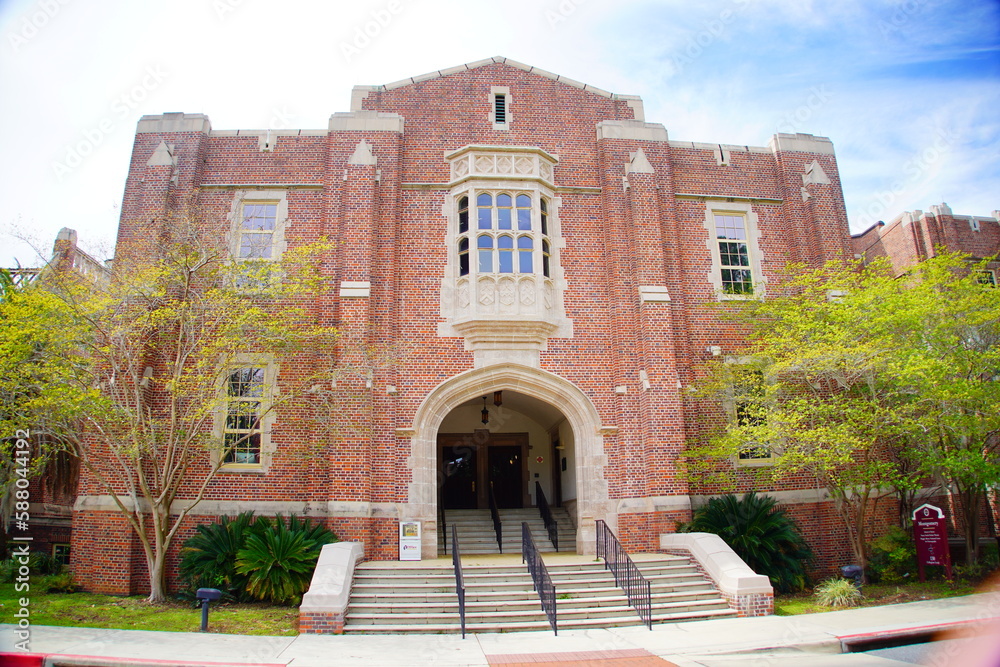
[702,201,765,300]
[229,190,289,257]
[462,190,549,278]
[215,355,278,473]
[722,357,777,467]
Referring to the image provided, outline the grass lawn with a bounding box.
[0,583,298,635]
[774,579,981,616]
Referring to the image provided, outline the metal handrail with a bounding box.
[439,495,448,555]
[488,482,503,553]
[452,524,466,638]
[595,519,652,630]
[535,481,559,552]
[522,521,557,635]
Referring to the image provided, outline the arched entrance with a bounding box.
[401,363,613,557]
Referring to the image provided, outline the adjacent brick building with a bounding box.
[73,56,867,594]
[852,203,1000,279]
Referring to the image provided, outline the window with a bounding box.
[223,367,265,466]
[238,203,277,259]
[978,270,996,287]
[440,145,572,348]
[724,366,775,465]
[52,544,71,566]
[228,190,289,264]
[460,191,550,277]
[732,370,770,461]
[715,214,753,294]
[703,203,764,299]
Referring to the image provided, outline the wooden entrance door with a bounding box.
[438,433,528,510]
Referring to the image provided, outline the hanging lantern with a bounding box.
[493,390,503,407]
[481,396,489,424]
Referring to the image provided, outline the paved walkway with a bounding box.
[2,592,999,666]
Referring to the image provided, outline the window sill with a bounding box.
[218,464,267,475]
[735,457,776,468]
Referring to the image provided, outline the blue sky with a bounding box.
[1,0,997,266]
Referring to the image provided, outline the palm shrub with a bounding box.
[235,517,335,604]
[682,492,812,593]
[180,512,336,604]
[179,512,269,600]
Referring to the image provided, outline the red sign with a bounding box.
[912,503,953,581]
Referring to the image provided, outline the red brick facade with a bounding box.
[72,57,873,593]
[851,203,1000,277]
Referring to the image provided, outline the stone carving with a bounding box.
[478,278,495,306]
[515,157,533,174]
[520,280,536,306]
[499,278,516,306]
[497,156,513,174]
[475,156,494,174]
[455,160,469,177]
[458,280,470,308]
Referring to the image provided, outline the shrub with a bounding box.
[236,520,324,605]
[179,512,270,600]
[0,551,63,583]
[867,526,916,584]
[38,571,78,593]
[681,492,812,593]
[180,512,336,604]
[815,577,862,607]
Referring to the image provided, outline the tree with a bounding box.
[687,252,999,573]
[0,216,380,602]
[0,270,92,551]
[890,255,1000,565]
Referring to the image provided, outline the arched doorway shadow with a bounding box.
[402,363,612,557]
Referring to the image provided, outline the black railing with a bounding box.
[451,524,467,639]
[535,481,558,552]
[522,521,557,635]
[439,497,448,555]
[488,483,503,553]
[595,519,652,630]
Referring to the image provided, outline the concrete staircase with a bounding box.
[344,553,737,634]
[440,508,577,554]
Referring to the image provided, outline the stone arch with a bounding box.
[402,363,611,556]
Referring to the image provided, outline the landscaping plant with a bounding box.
[814,577,862,607]
[180,512,336,604]
[682,492,812,592]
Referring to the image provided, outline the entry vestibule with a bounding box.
[439,431,529,509]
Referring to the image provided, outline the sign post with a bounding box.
[912,503,952,581]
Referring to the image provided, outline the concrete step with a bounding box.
[349,588,726,615]
[344,554,735,634]
[347,596,732,625]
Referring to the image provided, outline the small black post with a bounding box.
[196,588,222,632]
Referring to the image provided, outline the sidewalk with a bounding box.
[2,592,999,667]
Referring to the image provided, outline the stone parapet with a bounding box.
[660,532,774,617]
[299,542,365,635]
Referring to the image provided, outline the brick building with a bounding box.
[72,56,862,594]
[852,203,1000,279]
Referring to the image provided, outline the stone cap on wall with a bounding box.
[660,532,773,597]
[300,542,365,614]
[137,113,212,134]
